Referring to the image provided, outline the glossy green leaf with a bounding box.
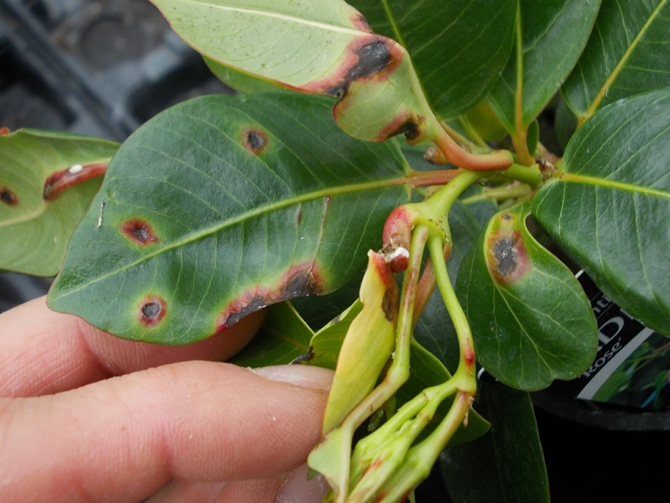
[457,201,598,390]
[562,0,670,123]
[48,93,411,345]
[441,383,549,503]
[150,0,439,144]
[532,89,670,336]
[230,302,313,367]
[0,129,119,276]
[487,0,601,133]
[348,0,516,119]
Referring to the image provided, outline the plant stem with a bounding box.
[502,163,542,187]
[432,125,514,171]
[377,391,473,503]
[460,183,533,204]
[406,169,462,187]
[427,236,477,391]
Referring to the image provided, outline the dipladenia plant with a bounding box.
[1,1,669,501]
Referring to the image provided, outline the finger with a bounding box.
[148,464,329,503]
[0,363,332,503]
[0,296,264,396]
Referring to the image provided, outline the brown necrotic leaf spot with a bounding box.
[242,128,268,155]
[120,218,160,245]
[138,295,167,327]
[0,186,18,206]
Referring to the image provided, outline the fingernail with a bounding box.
[251,365,333,390]
[276,463,330,503]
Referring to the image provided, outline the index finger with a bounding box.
[0,296,264,397]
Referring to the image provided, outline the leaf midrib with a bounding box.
[165,0,365,36]
[559,172,670,199]
[49,175,410,301]
[584,0,669,120]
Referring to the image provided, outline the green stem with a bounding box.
[501,163,542,187]
[377,391,473,503]
[428,236,477,392]
[432,125,514,171]
[460,183,533,204]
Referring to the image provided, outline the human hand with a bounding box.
[0,297,333,503]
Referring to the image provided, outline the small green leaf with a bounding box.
[0,129,119,276]
[441,383,549,503]
[562,0,670,123]
[308,299,363,370]
[349,0,517,119]
[457,201,598,390]
[48,93,411,345]
[229,302,313,367]
[532,89,670,336]
[487,0,601,133]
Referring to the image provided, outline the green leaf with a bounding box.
[204,56,281,94]
[229,302,313,367]
[0,129,119,276]
[348,0,517,119]
[562,0,670,123]
[457,201,598,390]
[48,92,411,345]
[150,0,444,145]
[487,0,601,133]
[532,89,670,336]
[441,383,549,503]
[308,299,364,370]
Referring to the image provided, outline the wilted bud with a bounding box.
[321,250,398,434]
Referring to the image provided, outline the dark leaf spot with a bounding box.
[242,128,268,155]
[0,187,18,206]
[121,219,160,245]
[493,237,518,276]
[138,295,167,327]
[389,119,419,141]
[326,39,391,101]
[290,347,315,365]
[217,263,324,330]
[501,213,513,221]
[382,290,396,321]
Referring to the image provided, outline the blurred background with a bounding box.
[1,1,668,501]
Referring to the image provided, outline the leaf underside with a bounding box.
[0,129,119,276]
[48,93,411,345]
[533,89,670,336]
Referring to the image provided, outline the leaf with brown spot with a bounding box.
[48,93,411,345]
[149,0,444,145]
[456,200,598,390]
[0,129,119,276]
